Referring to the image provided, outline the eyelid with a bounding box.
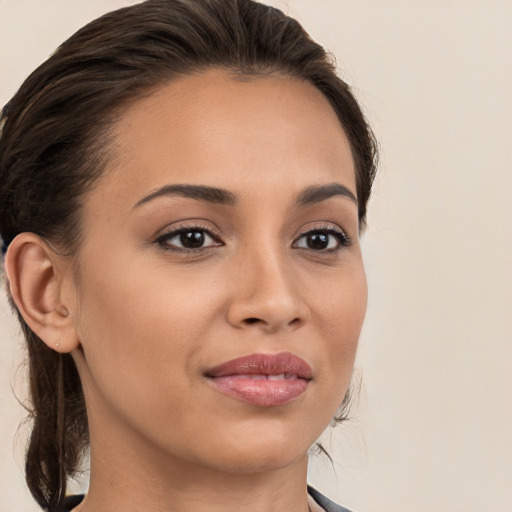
[292,222,352,249]
[151,220,351,253]
[154,221,224,250]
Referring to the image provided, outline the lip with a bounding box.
[205,352,313,407]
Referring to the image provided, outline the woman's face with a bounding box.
[69,69,367,473]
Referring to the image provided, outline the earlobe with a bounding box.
[4,233,79,353]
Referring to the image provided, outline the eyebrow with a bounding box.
[133,184,237,209]
[295,183,358,206]
[133,182,357,209]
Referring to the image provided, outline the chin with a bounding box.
[209,449,307,475]
[189,424,314,474]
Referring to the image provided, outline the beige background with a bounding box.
[1,1,511,511]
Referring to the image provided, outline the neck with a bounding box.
[76,411,313,512]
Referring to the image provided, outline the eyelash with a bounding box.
[293,223,352,252]
[155,223,223,253]
[154,223,351,253]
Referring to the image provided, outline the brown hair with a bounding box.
[0,0,378,509]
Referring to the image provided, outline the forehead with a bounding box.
[89,69,356,213]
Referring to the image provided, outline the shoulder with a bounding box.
[308,485,355,512]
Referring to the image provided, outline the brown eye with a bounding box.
[156,227,221,251]
[305,232,330,250]
[180,230,206,248]
[293,229,350,251]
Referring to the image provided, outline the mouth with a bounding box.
[204,352,313,407]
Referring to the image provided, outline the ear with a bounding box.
[4,233,80,353]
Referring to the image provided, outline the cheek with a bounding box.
[313,262,367,398]
[314,256,367,334]
[77,248,222,343]
[326,271,367,348]
[73,253,222,412]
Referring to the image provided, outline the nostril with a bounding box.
[242,316,302,327]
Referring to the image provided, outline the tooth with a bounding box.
[249,374,267,380]
[268,373,286,381]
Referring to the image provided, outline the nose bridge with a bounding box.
[227,235,308,331]
[248,242,294,300]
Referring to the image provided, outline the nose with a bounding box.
[226,247,310,333]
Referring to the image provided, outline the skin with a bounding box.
[7,70,367,512]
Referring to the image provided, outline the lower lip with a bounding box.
[207,376,309,407]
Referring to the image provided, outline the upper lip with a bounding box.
[205,352,313,380]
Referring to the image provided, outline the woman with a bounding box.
[0,0,377,511]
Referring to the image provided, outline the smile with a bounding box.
[205,352,313,407]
